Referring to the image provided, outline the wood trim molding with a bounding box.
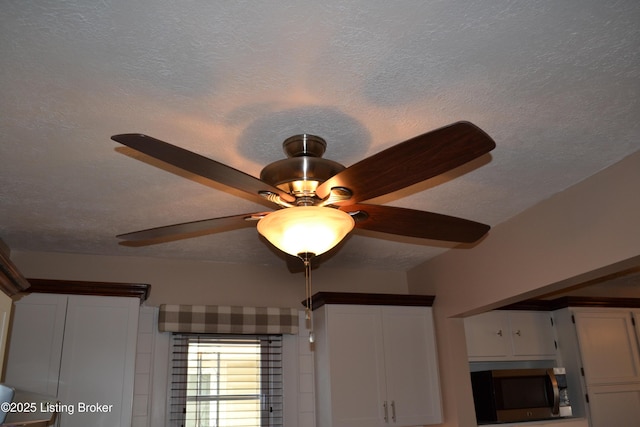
[304,292,435,310]
[548,296,640,310]
[500,296,640,311]
[0,249,30,296]
[499,300,556,311]
[26,278,150,303]
[305,293,640,312]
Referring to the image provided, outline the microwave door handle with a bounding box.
[548,369,560,415]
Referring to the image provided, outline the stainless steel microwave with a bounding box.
[470,367,572,424]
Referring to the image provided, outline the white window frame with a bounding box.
[168,334,284,427]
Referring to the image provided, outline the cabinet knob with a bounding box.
[514,329,521,336]
[496,329,503,337]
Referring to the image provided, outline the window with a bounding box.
[170,334,283,427]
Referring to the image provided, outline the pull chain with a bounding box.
[304,257,314,343]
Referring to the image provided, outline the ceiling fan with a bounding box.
[111,121,496,260]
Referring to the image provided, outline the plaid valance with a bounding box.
[158,304,299,335]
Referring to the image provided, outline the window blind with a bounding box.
[170,334,283,427]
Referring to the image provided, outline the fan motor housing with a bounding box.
[260,134,345,197]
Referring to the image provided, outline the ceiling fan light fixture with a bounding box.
[257,206,355,258]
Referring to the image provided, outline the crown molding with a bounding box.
[0,248,30,296]
[26,278,150,303]
[304,292,435,310]
[500,296,640,311]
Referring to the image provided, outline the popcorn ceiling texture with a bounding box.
[1,0,639,270]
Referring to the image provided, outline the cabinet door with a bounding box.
[382,306,442,425]
[325,305,387,427]
[574,310,640,385]
[587,383,640,427]
[464,311,510,358]
[509,311,556,357]
[4,293,67,396]
[0,291,14,377]
[57,295,139,427]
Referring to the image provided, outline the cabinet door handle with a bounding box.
[496,329,503,336]
[383,401,388,423]
[514,329,521,336]
[391,400,396,422]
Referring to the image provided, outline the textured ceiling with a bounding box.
[1,0,639,271]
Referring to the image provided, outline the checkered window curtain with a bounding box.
[170,334,283,427]
[158,305,299,335]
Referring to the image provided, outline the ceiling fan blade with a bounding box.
[117,212,268,246]
[316,121,495,203]
[341,203,490,243]
[111,134,294,203]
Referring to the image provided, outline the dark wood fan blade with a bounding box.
[341,203,490,243]
[111,134,294,203]
[316,121,495,203]
[117,212,268,246]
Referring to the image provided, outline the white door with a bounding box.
[56,295,139,427]
[509,311,556,357]
[325,305,387,427]
[4,293,67,396]
[464,311,510,358]
[574,310,640,385]
[382,306,442,426]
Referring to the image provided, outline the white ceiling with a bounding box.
[1,0,639,272]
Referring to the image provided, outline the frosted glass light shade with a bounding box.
[257,206,355,257]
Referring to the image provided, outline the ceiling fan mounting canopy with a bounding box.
[110,121,496,253]
[281,134,328,157]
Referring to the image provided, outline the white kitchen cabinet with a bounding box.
[4,293,67,396]
[464,310,557,360]
[573,309,640,385]
[382,307,442,426]
[563,307,640,427]
[464,311,510,358]
[313,303,442,427]
[4,293,139,427]
[587,383,640,427]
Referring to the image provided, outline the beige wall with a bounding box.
[11,251,409,308]
[408,149,640,426]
